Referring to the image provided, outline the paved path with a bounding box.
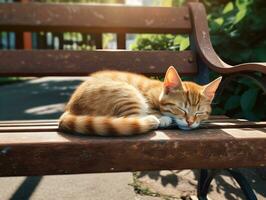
[0,174,137,200]
[136,169,266,200]
[0,77,86,120]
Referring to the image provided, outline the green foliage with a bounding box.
[206,0,266,120]
[38,0,119,3]
[131,0,266,121]
[240,89,259,112]
[212,75,266,120]
[207,0,266,64]
[131,34,190,51]
[224,95,240,110]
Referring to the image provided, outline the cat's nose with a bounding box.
[186,117,194,127]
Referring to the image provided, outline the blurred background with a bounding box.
[0,0,265,121]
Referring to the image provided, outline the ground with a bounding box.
[0,77,265,200]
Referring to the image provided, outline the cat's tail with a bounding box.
[58,112,160,136]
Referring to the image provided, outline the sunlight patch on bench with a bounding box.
[151,131,170,140]
[25,103,65,115]
[0,132,70,144]
[222,128,266,138]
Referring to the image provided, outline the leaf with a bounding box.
[214,18,224,26]
[223,2,234,14]
[173,35,182,45]
[234,9,247,24]
[238,77,255,86]
[251,47,266,61]
[224,95,240,110]
[179,37,190,51]
[212,107,226,115]
[211,35,226,46]
[240,89,259,111]
[236,0,251,10]
[238,49,252,61]
[243,111,260,121]
[210,21,220,32]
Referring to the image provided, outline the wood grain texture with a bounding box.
[0,122,59,127]
[0,117,265,176]
[0,127,265,176]
[0,119,58,124]
[0,3,191,33]
[0,116,251,127]
[0,119,266,131]
[0,50,197,76]
[188,2,266,74]
[117,33,126,49]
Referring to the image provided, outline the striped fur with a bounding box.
[59,66,222,135]
[59,112,159,136]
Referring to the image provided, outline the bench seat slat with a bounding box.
[0,117,265,129]
[0,50,196,76]
[0,121,266,131]
[0,3,191,33]
[0,116,230,125]
[0,116,229,127]
[0,119,58,124]
[0,128,266,176]
[0,122,59,127]
[0,126,58,132]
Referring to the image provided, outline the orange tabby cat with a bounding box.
[59,66,222,136]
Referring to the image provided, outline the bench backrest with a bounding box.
[0,2,206,77]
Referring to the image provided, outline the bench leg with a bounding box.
[227,169,257,200]
[197,169,217,200]
[197,169,257,200]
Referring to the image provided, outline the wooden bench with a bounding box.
[0,2,266,199]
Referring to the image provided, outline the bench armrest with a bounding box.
[188,2,266,75]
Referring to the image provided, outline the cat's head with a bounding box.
[159,66,222,130]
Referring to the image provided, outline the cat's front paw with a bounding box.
[142,115,160,129]
[159,116,172,128]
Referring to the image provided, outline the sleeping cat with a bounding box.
[59,66,222,136]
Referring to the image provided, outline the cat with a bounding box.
[59,66,222,136]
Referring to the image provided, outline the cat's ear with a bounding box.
[203,77,222,101]
[163,66,183,93]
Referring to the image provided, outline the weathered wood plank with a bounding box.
[0,126,58,132]
[0,128,266,176]
[0,122,59,127]
[0,119,58,124]
[117,33,126,49]
[0,50,197,76]
[0,3,191,33]
[200,121,266,129]
[0,116,228,125]
[0,117,265,130]
[0,121,265,132]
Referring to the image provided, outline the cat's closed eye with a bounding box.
[177,107,186,114]
[195,111,206,116]
[168,106,186,116]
